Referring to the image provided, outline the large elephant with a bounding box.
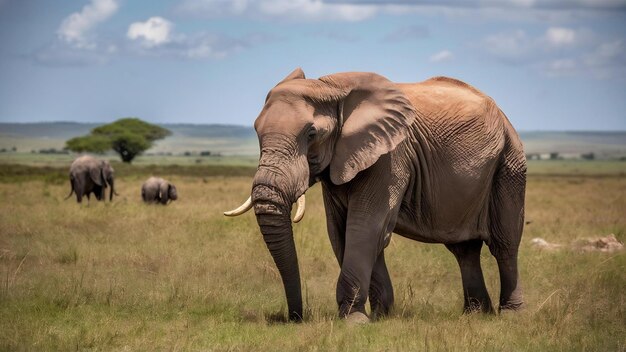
[66,155,116,203]
[141,177,178,204]
[225,68,526,322]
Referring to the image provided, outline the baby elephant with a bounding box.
[141,177,178,205]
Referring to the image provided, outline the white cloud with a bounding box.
[176,0,626,23]
[545,27,576,46]
[127,17,174,48]
[169,0,626,25]
[258,0,376,21]
[580,40,626,78]
[178,0,377,22]
[479,27,626,78]
[430,50,453,63]
[583,40,625,67]
[482,30,533,63]
[169,0,626,24]
[125,18,269,60]
[382,25,429,42]
[57,0,119,49]
[546,58,577,76]
[323,0,626,11]
[481,27,586,63]
[31,41,114,67]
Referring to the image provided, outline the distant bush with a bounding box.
[0,147,18,153]
[38,148,70,154]
[581,152,595,160]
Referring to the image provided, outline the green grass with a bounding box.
[0,161,624,351]
[0,152,259,167]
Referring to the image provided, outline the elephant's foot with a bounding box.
[463,297,495,314]
[346,312,369,325]
[369,297,393,320]
[499,300,524,313]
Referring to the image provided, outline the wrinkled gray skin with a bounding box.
[141,177,178,205]
[246,68,526,322]
[66,155,116,203]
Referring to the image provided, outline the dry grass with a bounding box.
[0,165,624,351]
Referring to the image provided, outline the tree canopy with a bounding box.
[65,118,171,163]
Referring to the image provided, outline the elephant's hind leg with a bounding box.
[446,240,494,314]
[487,150,526,312]
[74,180,84,203]
[369,250,394,319]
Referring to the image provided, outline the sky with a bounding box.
[0,0,625,131]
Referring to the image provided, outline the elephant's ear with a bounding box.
[101,161,113,187]
[276,68,305,86]
[89,163,104,186]
[168,183,178,201]
[159,181,169,204]
[322,72,417,185]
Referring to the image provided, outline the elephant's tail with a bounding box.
[64,176,75,200]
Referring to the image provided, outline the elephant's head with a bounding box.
[87,159,114,201]
[160,182,177,204]
[101,161,116,201]
[224,68,416,321]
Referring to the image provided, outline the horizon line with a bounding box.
[0,120,625,133]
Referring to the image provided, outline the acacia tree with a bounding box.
[65,118,171,163]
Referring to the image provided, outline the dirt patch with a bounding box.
[531,234,623,253]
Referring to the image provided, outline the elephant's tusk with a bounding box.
[292,194,306,223]
[224,196,253,216]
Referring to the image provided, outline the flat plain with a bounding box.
[0,157,624,351]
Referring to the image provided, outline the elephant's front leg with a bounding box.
[322,185,347,266]
[369,250,394,319]
[337,208,395,320]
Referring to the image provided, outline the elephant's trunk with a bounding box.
[109,179,115,201]
[252,183,303,322]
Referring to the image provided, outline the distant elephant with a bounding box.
[141,177,178,204]
[224,68,526,322]
[65,155,116,203]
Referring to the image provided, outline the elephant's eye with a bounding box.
[307,127,317,142]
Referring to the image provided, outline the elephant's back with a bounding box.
[142,177,161,191]
[401,78,506,174]
[69,155,97,175]
[144,176,164,184]
[398,78,493,124]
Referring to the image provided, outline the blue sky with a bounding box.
[0,0,625,130]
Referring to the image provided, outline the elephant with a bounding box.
[65,155,116,203]
[224,68,527,323]
[141,177,178,204]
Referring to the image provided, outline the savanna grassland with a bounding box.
[0,159,624,351]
